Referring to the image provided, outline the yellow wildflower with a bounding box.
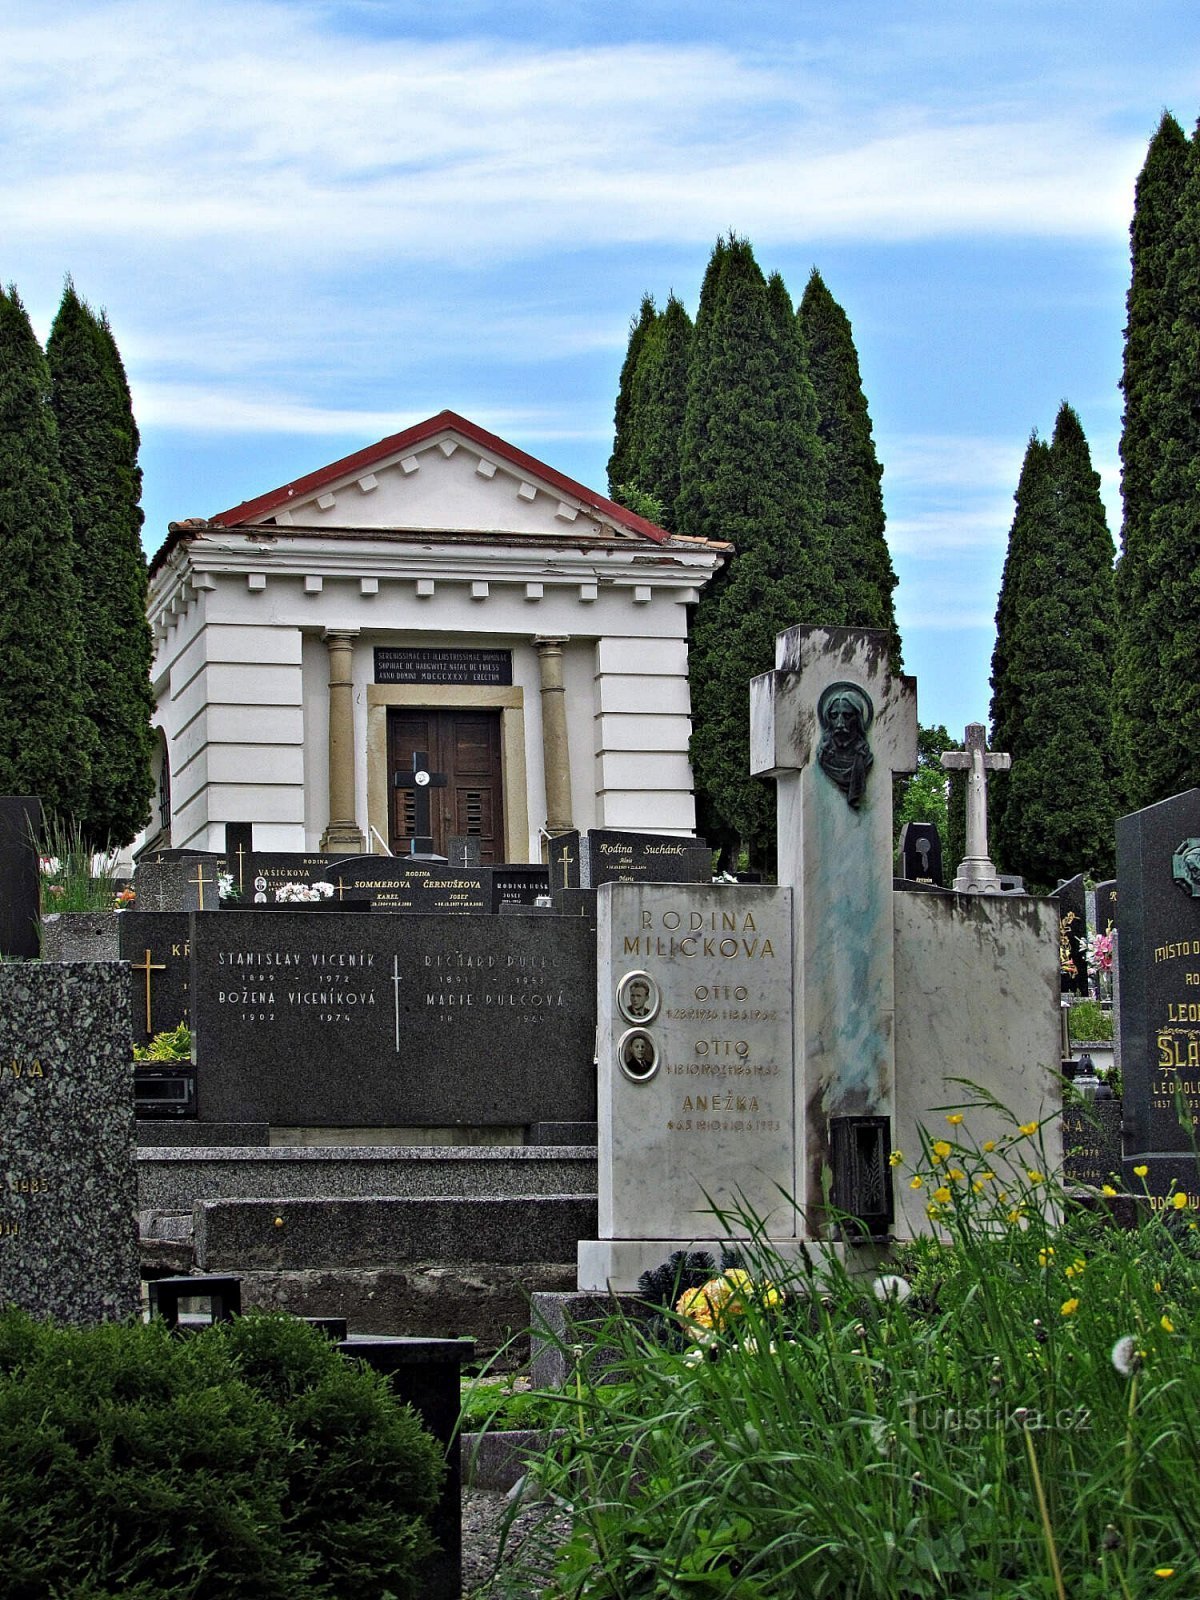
[1027,1169,1045,1186]
[1173,1192,1189,1211]
[1102,1184,1118,1197]
[946,1113,964,1126]
[1134,1164,1148,1178]
[948,1168,966,1183]
[1061,1298,1079,1317]
[1007,1207,1023,1224]
[888,1149,904,1168]
[972,1180,985,1195]
[932,1140,952,1161]
[1155,1568,1175,1579]
[1161,1314,1175,1334]
[933,1186,952,1205]
[982,1140,996,1153]
[909,1175,923,1190]
[1019,1121,1039,1137]
[1038,1247,1055,1267]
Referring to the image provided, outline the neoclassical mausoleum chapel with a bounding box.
[141,411,727,862]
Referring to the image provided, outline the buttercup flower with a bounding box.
[933,1186,952,1206]
[888,1149,903,1167]
[1019,1121,1040,1137]
[1134,1165,1149,1178]
[1102,1184,1118,1197]
[1154,1569,1175,1580]
[1173,1192,1189,1211]
[1160,1314,1175,1334]
[1037,1247,1055,1267]
[1061,1298,1079,1317]
[1027,1170,1045,1186]
[982,1140,996,1153]
[932,1140,952,1161]
[946,1113,963,1126]
[948,1168,965,1182]
[909,1175,923,1190]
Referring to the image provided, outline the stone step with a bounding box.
[194,1194,598,1271]
[137,1144,597,1213]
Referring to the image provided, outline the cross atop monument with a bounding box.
[940,722,1011,893]
[394,750,448,857]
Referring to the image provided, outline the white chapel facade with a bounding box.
[142,411,726,863]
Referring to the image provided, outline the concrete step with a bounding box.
[138,1144,597,1213]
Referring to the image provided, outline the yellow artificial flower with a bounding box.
[982,1140,996,1153]
[933,1186,952,1205]
[1173,1192,1189,1211]
[946,1113,964,1126]
[909,1175,923,1190]
[888,1149,904,1167]
[1019,1121,1040,1137]
[932,1140,952,1161]
[1161,1314,1175,1334]
[1061,1298,1079,1317]
[1134,1164,1149,1178]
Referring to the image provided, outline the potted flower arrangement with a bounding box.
[133,1023,196,1118]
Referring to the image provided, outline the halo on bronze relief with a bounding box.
[816,680,875,810]
[617,969,659,1024]
[617,1027,659,1083]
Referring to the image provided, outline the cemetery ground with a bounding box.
[463,1116,1200,1599]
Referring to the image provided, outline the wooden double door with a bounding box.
[387,709,504,863]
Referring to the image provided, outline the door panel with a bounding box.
[387,709,504,862]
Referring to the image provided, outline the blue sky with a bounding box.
[4,1,1197,737]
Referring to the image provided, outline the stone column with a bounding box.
[319,630,366,855]
[534,636,574,838]
[751,626,918,1231]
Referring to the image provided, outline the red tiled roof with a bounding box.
[211,409,671,545]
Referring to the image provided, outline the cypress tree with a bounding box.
[1113,112,1193,807]
[798,268,902,671]
[0,287,90,818]
[989,406,1117,890]
[607,294,658,503]
[624,292,692,531]
[679,237,831,865]
[48,283,155,848]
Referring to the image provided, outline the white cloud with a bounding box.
[0,2,1152,268]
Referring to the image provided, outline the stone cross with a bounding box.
[750,626,917,1227]
[940,723,1011,893]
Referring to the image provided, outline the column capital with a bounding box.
[533,634,570,650]
[322,627,360,643]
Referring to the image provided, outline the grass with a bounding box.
[37,813,129,916]
[471,1101,1200,1599]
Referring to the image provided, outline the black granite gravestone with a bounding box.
[189,910,596,1127]
[329,857,490,913]
[118,911,192,1046]
[1055,874,1089,996]
[582,829,711,888]
[0,963,140,1322]
[1117,790,1200,1205]
[237,853,338,902]
[133,856,223,912]
[448,835,481,868]
[0,795,42,959]
[547,831,581,891]
[491,865,551,911]
[223,824,255,891]
[1094,879,1118,938]
[897,821,943,886]
[1062,1095,1124,1188]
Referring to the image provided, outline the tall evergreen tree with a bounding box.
[622,292,692,531]
[607,293,657,504]
[48,283,155,848]
[678,237,831,864]
[798,268,902,671]
[1113,112,1192,808]
[0,287,90,817]
[989,405,1117,890]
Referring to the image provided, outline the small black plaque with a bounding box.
[374,648,513,686]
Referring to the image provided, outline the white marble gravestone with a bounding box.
[578,883,794,1290]
[750,625,918,1226]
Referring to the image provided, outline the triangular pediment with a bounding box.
[212,411,669,545]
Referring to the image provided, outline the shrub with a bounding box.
[0,1311,443,1599]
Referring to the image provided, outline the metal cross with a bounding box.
[188,863,217,910]
[394,750,448,855]
[554,843,576,888]
[129,947,167,1035]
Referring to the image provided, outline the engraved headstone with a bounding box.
[581,829,711,889]
[133,855,222,912]
[1094,879,1118,939]
[223,824,255,892]
[0,963,140,1322]
[329,857,489,913]
[118,912,192,1046]
[1056,873,1089,997]
[189,910,596,1127]
[547,831,581,891]
[578,883,794,1289]
[898,821,943,886]
[236,853,338,902]
[491,865,551,912]
[448,836,482,869]
[0,795,42,959]
[1116,789,1200,1205]
[1062,1094,1124,1188]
